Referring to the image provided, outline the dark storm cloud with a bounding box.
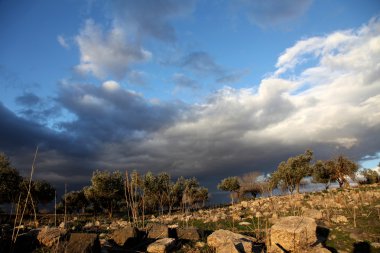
[56,82,185,143]
[111,0,196,42]
[238,0,313,27]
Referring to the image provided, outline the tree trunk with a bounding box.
[296,183,300,194]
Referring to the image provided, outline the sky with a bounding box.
[1,0,380,199]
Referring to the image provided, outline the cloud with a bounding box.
[111,0,196,42]
[238,0,313,28]
[57,35,70,49]
[172,73,200,90]
[216,69,250,84]
[127,70,148,86]
[181,51,224,77]
[1,18,380,200]
[15,92,41,106]
[14,92,61,125]
[56,81,184,143]
[75,19,152,79]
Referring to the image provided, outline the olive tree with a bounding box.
[271,150,313,194]
[238,172,262,199]
[0,153,22,204]
[312,160,334,190]
[84,170,124,218]
[62,190,88,213]
[327,155,358,188]
[217,176,240,204]
[360,169,379,184]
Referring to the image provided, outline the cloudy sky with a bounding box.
[1,0,380,198]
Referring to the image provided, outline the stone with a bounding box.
[110,227,139,246]
[303,209,323,220]
[147,223,169,239]
[177,227,200,241]
[331,215,348,223]
[270,216,317,253]
[195,241,206,248]
[14,232,39,253]
[37,227,67,247]
[238,221,251,226]
[207,229,256,253]
[65,233,100,253]
[147,238,175,253]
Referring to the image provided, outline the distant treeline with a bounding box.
[0,150,379,219]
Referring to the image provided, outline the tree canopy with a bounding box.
[271,150,313,194]
[218,176,240,204]
[0,153,22,204]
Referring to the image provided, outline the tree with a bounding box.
[217,177,240,204]
[192,186,209,208]
[157,172,170,215]
[0,153,22,204]
[62,190,88,213]
[326,155,358,188]
[312,160,334,190]
[238,172,262,199]
[271,150,313,194]
[360,169,379,184]
[84,170,124,218]
[182,177,201,211]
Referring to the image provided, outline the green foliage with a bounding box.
[327,155,358,188]
[271,149,313,194]
[218,176,240,204]
[360,169,379,184]
[84,170,124,217]
[312,160,334,189]
[238,172,263,199]
[62,190,88,213]
[0,153,22,204]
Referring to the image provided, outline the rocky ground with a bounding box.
[1,184,379,253]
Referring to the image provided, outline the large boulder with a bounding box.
[147,238,175,253]
[37,227,67,247]
[207,229,256,253]
[65,233,100,253]
[110,227,139,246]
[270,216,317,253]
[147,223,169,239]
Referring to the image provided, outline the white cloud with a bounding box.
[133,17,380,174]
[102,80,120,91]
[57,35,70,49]
[75,19,152,79]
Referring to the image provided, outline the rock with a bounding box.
[177,227,200,241]
[308,246,332,253]
[147,238,175,253]
[207,229,256,253]
[195,241,206,248]
[147,223,169,239]
[65,233,100,253]
[14,232,39,253]
[240,201,249,208]
[331,215,348,223]
[216,241,241,253]
[37,227,67,247]
[270,216,317,253]
[303,209,323,220]
[238,221,251,226]
[110,227,139,246]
